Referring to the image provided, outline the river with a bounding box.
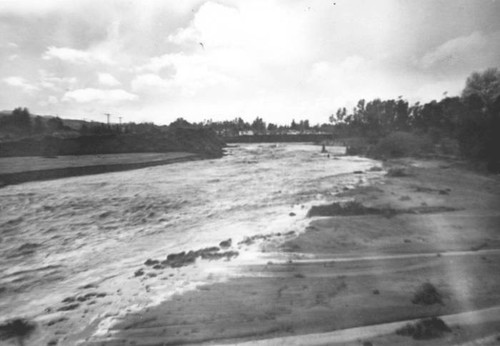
[0,143,381,344]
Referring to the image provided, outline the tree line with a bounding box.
[0,108,68,136]
[331,68,500,172]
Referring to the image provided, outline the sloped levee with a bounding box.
[0,127,225,158]
[0,153,200,185]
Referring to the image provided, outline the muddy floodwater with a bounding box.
[0,143,381,344]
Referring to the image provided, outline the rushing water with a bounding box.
[0,143,381,343]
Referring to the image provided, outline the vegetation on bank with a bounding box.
[336,68,500,172]
[0,113,224,158]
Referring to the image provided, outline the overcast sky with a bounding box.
[1,0,500,125]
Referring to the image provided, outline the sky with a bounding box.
[1,0,500,125]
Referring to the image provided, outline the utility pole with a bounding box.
[118,116,122,125]
[105,113,111,125]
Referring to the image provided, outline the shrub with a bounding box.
[386,167,409,177]
[412,282,443,305]
[396,317,451,340]
[436,138,460,156]
[345,144,367,156]
[0,318,36,343]
[371,131,433,158]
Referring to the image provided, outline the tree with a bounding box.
[302,119,310,129]
[267,123,277,131]
[251,117,266,133]
[458,69,500,172]
[46,117,64,133]
[462,68,500,107]
[11,107,31,131]
[333,107,347,123]
[33,116,45,133]
[169,118,192,128]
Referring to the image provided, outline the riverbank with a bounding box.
[85,156,500,345]
[0,152,201,186]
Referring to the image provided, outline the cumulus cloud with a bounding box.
[167,1,310,65]
[168,3,240,48]
[98,73,121,86]
[419,31,500,72]
[3,76,39,92]
[134,53,237,97]
[131,74,172,93]
[43,46,113,65]
[38,70,77,91]
[62,88,137,103]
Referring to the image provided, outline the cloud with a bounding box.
[167,1,310,65]
[98,73,121,86]
[62,88,137,103]
[134,53,237,97]
[168,2,240,48]
[38,70,77,90]
[43,46,113,65]
[0,0,69,15]
[3,76,39,92]
[131,74,172,93]
[419,31,500,72]
[2,0,500,124]
[38,95,60,107]
[414,79,464,101]
[0,42,19,49]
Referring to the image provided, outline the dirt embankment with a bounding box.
[0,127,225,185]
[0,127,225,158]
[79,158,500,346]
[0,152,200,186]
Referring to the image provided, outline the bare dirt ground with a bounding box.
[85,158,500,346]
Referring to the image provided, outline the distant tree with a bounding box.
[46,117,64,133]
[33,116,45,133]
[79,123,89,134]
[11,107,31,131]
[331,107,347,123]
[251,117,266,133]
[458,90,500,172]
[169,118,192,128]
[462,68,500,107]
[234,117,250,132]
[267,123,278,131]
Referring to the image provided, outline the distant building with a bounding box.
[238,130,254,136]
